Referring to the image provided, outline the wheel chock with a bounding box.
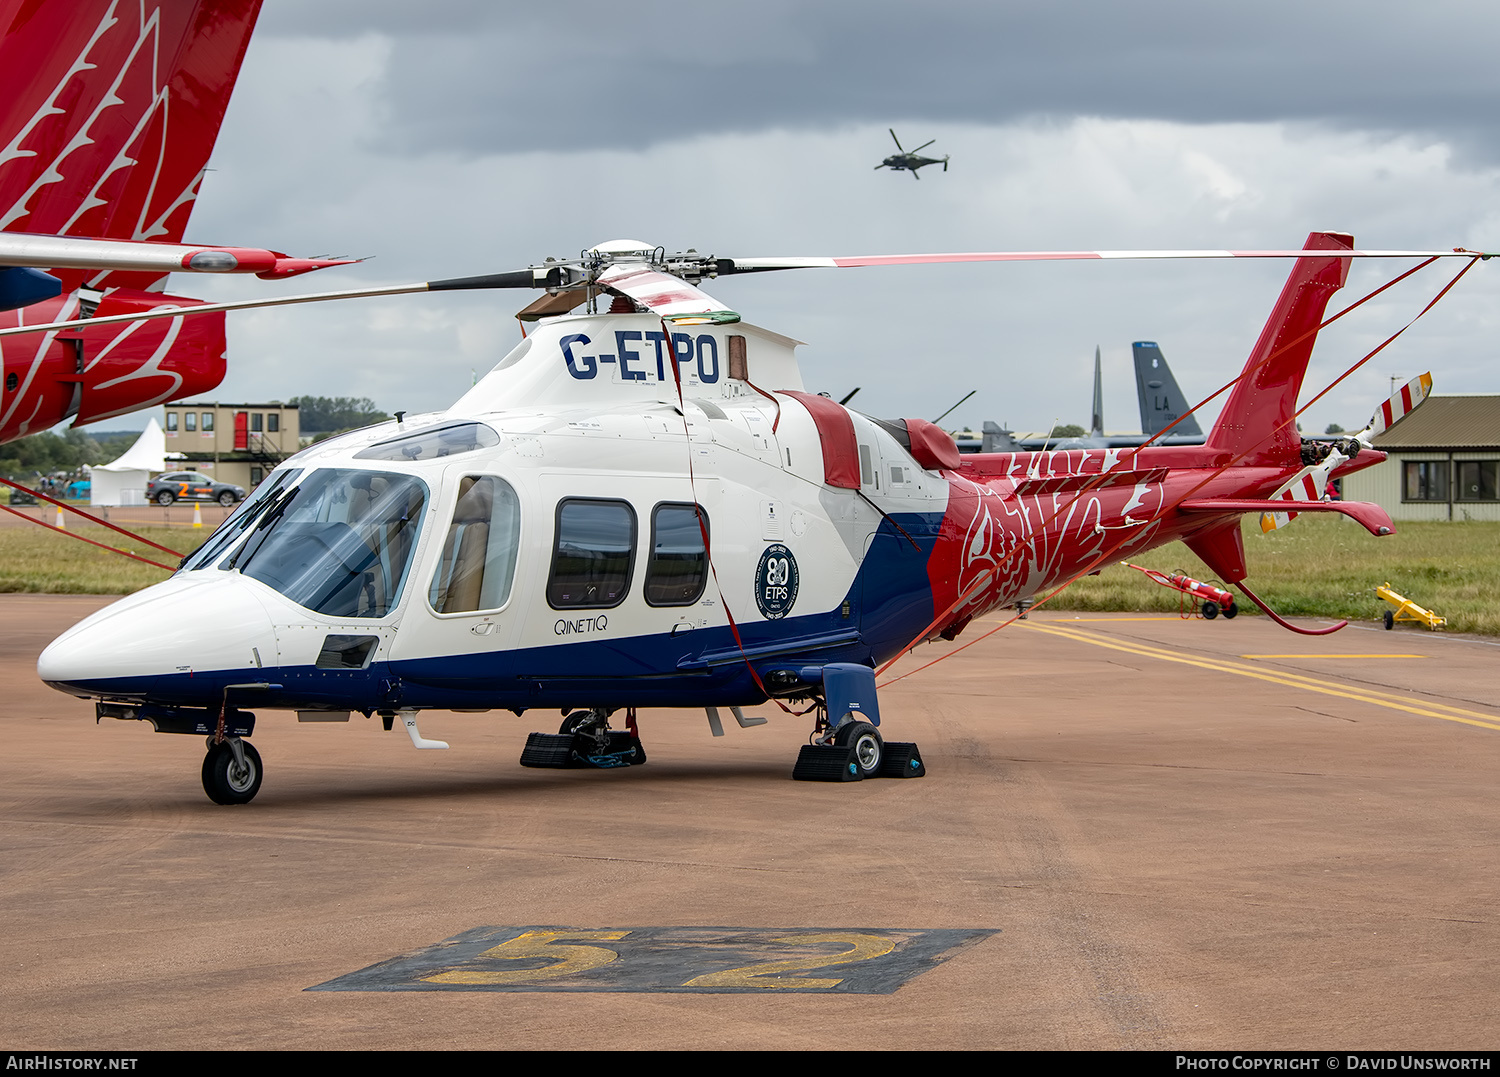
[879,741,926,778]
[520,732,578,768]
[792,742,862,782]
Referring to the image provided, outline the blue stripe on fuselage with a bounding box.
[61,512,945,712]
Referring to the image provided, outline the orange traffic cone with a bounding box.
[54,503,64,529]
[192,502,203,529]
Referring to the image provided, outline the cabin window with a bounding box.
[547,498,636,609]
[183,468,303,571]
[1457,461,1499,501]
[1403,461,1448,501]
[429,476,522,614]
[644,503,708,607]
[858,444,874,486]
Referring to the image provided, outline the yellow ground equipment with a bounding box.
[1375,583,1446,631]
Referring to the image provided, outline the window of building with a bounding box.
[184,412,197,432]
[1457,460,1499,501]
[1403,461,1448,501]
[165,412,178,432]
[268,413,280,433]
[202,412,214,432]
[644,503,708,606]
[547,498,636,609]
[428,476,522,614]
[251,412,263,432]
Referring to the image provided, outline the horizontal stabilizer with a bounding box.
[1179,498,1394,536]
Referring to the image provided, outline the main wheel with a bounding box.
[217,490,236,506]
[201,740,262,805]
[1383,609,1395,630]
[1221,600,1238,619]
[1201,600,1219,620]
[834,720,883,779]
[155,490,175,506]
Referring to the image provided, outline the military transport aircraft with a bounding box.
[875,129,949,178]
[22,232,1472,805]
[0,0,349,444]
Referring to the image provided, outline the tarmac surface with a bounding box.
[2,596,1498,1050]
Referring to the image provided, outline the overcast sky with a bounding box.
[151,0,1500,437]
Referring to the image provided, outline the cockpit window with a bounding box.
[228,469,428,618]
[354,421,499,462]
[428,476,522,614]
[181,467,303,571]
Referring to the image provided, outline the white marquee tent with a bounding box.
[90,418,168,507]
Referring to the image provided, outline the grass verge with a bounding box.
[1051,516,1500,635]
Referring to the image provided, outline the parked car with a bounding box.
[146,471,245,506]
[7,487,37,505]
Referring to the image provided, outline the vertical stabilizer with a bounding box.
[1089,345,1103,438]
[1132,342,1202,438]
[0,0,263,291]
[1205,232,1352,464]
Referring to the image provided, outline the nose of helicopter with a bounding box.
[39,574,279,699]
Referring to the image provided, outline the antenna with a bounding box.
[932,390,976,425]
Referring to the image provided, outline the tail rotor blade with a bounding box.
[1361,372,1433,443]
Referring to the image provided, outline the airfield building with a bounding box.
[160,402,300,490]
[1340,394,1500,521]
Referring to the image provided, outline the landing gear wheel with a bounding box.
[201,740,262,805]
[155,490,175,506]
[217,490,236,506]
[1221,600,1238,619]
[834,720,883,779]
[1383,609,1395,630]
[1201,600,1219,620]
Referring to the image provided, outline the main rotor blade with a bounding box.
[889,128,905,152]
[0,268,548,339]
[0,281,437,338]
[911,139,936,153]
[0,232,357,279]
[718,248,1491,273]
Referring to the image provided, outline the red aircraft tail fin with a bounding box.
[0,0,263,291]
[1205,231,1352,465]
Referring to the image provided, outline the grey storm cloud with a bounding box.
[259,0,1500,156]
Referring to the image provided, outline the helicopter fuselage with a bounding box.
[37,310,1382,721]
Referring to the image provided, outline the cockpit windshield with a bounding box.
[222,469,428,618]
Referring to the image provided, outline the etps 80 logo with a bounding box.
[754,544,799,619]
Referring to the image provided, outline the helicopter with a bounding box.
[0,0,350,444]
[27,231,1476,805]
[875,129,949,178]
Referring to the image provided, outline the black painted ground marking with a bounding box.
[309,926,998,994]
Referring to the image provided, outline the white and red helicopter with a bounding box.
[0,0,349,444]
[23,231,1471,804]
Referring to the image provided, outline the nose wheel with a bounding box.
[202,737,262,804]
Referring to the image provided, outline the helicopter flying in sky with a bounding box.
[24,230,1465,805]
[875,129,949,178]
